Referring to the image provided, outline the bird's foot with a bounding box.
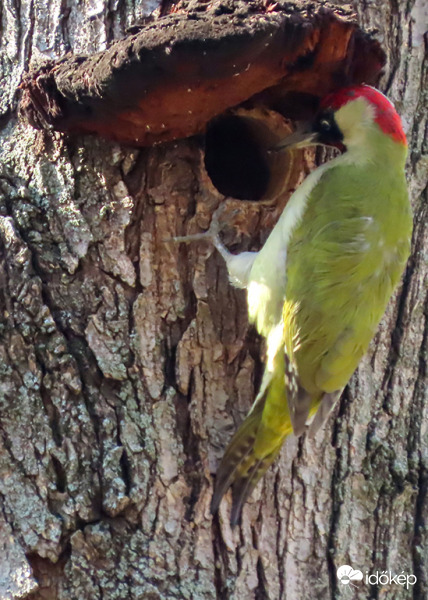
[165,204,231,261]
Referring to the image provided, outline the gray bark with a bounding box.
[0,1,427,599]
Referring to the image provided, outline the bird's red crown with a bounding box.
[321,85,407,146]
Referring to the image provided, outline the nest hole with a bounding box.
[203,110,294,202]
[204,115,269,200]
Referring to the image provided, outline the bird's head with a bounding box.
[275,85,407,153]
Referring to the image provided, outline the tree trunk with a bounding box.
[0,1,426,599]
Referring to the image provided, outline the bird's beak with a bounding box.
[270,125,318,152]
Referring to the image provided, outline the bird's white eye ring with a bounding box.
[320,119,331,130]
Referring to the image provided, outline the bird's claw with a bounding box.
[165,230,212,244]
[164,204,226,247]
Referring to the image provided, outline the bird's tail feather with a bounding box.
[211,375,292,524]
[210,403,263,517]
[229,446,282,525]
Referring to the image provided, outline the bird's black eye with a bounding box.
[313,110,344,147]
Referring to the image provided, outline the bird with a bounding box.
[173,84,412,525]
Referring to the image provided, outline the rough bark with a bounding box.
[0,1,426,600]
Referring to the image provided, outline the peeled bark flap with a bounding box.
[19,0,385,146]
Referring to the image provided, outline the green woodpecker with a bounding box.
[176,85,412,525]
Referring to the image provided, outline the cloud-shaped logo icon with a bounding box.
[337,565,364,586]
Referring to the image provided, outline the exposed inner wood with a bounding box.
[19,0,385,147]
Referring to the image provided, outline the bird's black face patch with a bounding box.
[312,110,344,147]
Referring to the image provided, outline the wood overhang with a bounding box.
[19,0,385,147]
